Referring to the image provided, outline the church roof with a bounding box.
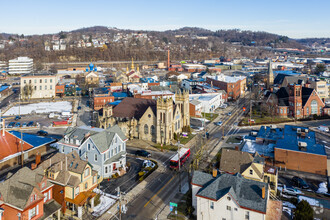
[275,86,315,107]
[112,97,157,119]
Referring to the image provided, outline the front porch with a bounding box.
[64,190,96,219]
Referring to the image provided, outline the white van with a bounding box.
[318,125,329,132]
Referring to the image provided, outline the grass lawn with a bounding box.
[153,144,178,151]
[240,116,293,125]
[178,133,195,145]
[226,136,242,144]
[201,112,219,121]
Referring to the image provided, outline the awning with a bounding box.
[65,189,97,206]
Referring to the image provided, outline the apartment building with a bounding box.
[8,56,33,75]
[206,74,246,100]
[310,79,329,100]
[20,74,57,99]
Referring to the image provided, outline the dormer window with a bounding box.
[250,170,253,175]
[76,140,80,145]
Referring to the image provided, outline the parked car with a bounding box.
[135,150,151,158]
[14,116,21,120]
[318,125,329,132]
[7,122,15,128]
[77,106,82,110]
[37,130,48,136]
[214,121,223,126]
[27,121,34,127]
[14,122,21,128]
[282,185,303,196]
[220,104,228,109]
[22,122,27,128]
[291,176,309,189]
[228,112,232,116]
[235,136,243,140]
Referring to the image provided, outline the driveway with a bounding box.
[99,156,144,195]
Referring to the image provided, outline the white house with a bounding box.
[55,125,127,178]
[192,171,270,220]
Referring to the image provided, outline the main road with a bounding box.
[118,97,250,220]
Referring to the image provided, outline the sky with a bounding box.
[1,0,330,38]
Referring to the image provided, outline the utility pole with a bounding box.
[249,86,252,127]
[19,94,24,167]
[178,141,181,193]
[116,187,126,220]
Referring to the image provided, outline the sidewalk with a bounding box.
[97,159,167,220]
[155,181,190,220]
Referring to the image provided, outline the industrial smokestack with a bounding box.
[167,50,170,69]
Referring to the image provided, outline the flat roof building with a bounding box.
[9,56,33,75]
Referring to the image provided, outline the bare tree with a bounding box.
[22,83,34,100]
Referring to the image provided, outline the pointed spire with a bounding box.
[137,65,139,72]
[267,59,274,89]
[126,65,129,73]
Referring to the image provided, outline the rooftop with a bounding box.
[0,85,9,93]
[275,125,326,156]
[193,171,268,214]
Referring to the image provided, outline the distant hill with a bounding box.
[0,26,328,63]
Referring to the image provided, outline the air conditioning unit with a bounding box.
[297,128,301,133]
[270,125,277,129]
[298,141,307,147]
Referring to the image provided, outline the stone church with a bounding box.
[97,90,190,144]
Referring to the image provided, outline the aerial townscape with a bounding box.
[0,1,330,220]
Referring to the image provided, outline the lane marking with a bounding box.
[143,175,176,208]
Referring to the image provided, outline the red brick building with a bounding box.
[0,167,61,220]
[268,84,326,118]
[94,96,115,110]
[55,85,65,97]
[206,77,241,100]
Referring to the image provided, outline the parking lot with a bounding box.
[3,113,72,129]
[278,169,328,198]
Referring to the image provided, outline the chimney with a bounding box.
[35,152,41,166]
[235,146,239,151]
[65,156,67,170]
[262,186,265,199]
[212,169,217,178]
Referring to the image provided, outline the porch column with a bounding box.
[57,209,61,220]
[91,197,95,210]
[78,206,82,219]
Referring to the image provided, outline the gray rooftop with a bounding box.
[0,166,52,210]
[194,172,268,213]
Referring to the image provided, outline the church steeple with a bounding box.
[267,60,274,89]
